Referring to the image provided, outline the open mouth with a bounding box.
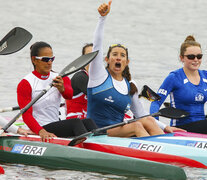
[115,62,121,68]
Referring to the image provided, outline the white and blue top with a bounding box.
[150,68,207,126]
[87,16,166,129]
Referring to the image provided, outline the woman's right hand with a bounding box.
[39,129,56,142]
[98,0,112,16]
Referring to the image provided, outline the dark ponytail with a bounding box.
[122,65,138,95]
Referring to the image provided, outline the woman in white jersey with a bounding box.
[17,41,97,141]
[87,1,183,137]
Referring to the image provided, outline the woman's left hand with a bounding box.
[164,126,187,133]
[53,76,65,93]
[98,0,112,16]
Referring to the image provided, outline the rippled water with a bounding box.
[1,0,207,179]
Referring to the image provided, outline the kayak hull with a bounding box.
[84,135,207,168]
[0,136,186,179]
[136,132,207,149]
[4,133,207,169]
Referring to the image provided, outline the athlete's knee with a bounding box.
[134,121,145,130]
[142,116,156,125]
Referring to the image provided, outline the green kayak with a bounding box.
[0,136,186,179]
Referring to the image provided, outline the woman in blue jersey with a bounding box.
[87,1,179,137]
[150,35,207,134]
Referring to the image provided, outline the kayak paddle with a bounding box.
[0,50,98,135]
[0,85,156,113]
[0,27,32,55]
[0,102,65,113]
[68,107,189,146]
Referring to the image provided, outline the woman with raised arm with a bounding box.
[17,41,97,141]
[150,35,207,134]
[87,1,179,137]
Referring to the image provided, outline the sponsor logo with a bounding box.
[194,142,207,149]
[157,89,167,96]
[0,41,7,52]
[41,75,49,79]
[195,93,204,102]
[104,96,114,102]
[12,144,47,156]
[129,142,141,149]
[186,143,196,147]
[129,142,162,152]
[184,79,189,84]
[203,78,207,83]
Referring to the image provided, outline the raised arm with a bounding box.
[88,0,112,88]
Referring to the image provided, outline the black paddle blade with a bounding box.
[60,51,98,77]
[139,85,161,102]
[158,107,189,119]
[69,137,87,146]
[68,131,92,146]
[0,27,32,55]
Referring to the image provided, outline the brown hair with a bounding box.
[180,35,201,57]
[106,45,138,95]
[82,43,93,55]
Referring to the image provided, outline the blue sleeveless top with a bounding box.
[87,73,131,128]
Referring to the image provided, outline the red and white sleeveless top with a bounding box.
[24,71,61,126]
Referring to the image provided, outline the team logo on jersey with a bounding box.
[183,78,189,84]
[195,93,204,102]
[104,96,114,102]
[158,89,167,96]
[41,75,49,79]
[203,78,207,83]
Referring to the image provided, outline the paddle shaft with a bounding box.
[0,106,20,113]
[68,111,160,146]
[68,107,189,146]
[0,102,65,113]
[0,84,152,113]
[0,86,50,133]
[95,112,160,132]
